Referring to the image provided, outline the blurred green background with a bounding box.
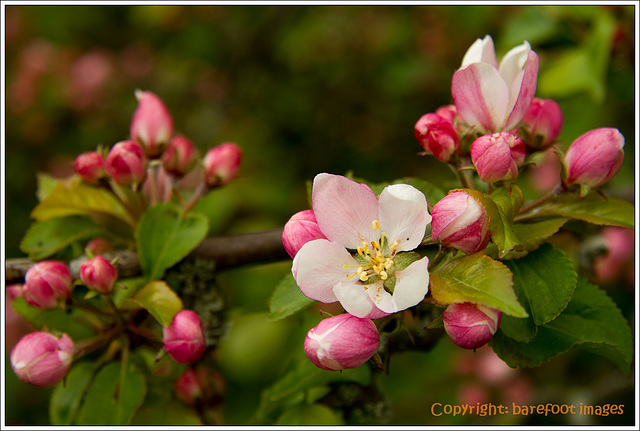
[4,4,636,426]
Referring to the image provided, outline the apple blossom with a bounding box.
[10,332,74,387]
[282,209,327,258]
[304,313,380,371]
[471,131,526,183]
[414,113,460,162]
[203,143,242,187]
[431,190,490,254]
[443,302,501,350]
[74,151,105,183]
[163,310,206,364]
[562,128,625,189]
[130,90,174,158]
[292,173,431,318]
[105,140,146,186]
[520,98,563,149]
[79,255,118,294]
[452,35,539,134]
[22,260,72,309]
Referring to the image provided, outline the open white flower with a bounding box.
[292,173,432,318]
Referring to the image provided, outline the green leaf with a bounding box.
[136,203,209,281]
[491,278,634,375]
[276,403,344,425]
[20,216,104,260]
[255,357,370,421]
[526,192,634,228]
[129,280,183,327]
[490,184,524,222]
[11,297,97,340]
[31,179,136,227]
[500,243,577,342]
[76,361,147,425]
[465,189,523,258]
[269,273,314,320]
[131,405,203,425]
[486,217,568,260]
[50,361,97,425]
[111,277,147,308]
[36,172,60,202]
[430,252,527,318]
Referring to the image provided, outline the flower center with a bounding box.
[344,220,399,282]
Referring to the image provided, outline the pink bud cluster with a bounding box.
[72,90,243,203]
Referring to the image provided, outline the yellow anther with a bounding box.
[359,272,369,282]
[380,271,388,280]
[372,220,381,231]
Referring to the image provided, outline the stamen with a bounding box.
[372,220,381,231]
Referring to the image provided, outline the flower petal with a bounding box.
[498,41,531,90]
[293,239,355,303]
[312,173,379,249]
[504,50,539,131]
[390,256,430,311]
[452,63,509,133]
[461,35,498,68]
[378,184,430,252]
[333,282,374,318]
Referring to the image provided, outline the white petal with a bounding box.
[333,282,374,318]
[312,173,379,249]
[293,239,355,303]
[364,282,396,314]
[461,35,498,68]
[498,41,531,91]
[378,184,431,252]
[391,257,430,311]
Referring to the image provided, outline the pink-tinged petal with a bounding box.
[378,184,430,252]
[293,239,355,303]
[431,191,470,241]
[333,282,374,318]
[471,136,513,183]
[452,63,509,133]
[504,50,539,131]
[461,35,498,68]
[390,257,430,311]
[498,41,531,91]
[312,173,379,249]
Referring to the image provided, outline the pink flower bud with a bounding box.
[7,284,23,300]
[163,310,206,364]
[594,227,635,283]
[520,98,563,149]
[431,191,490,254]
[304,314,380,371]
[282,210,327,259]
[471,131,526,183]
[563,128,625,189]
[85,237,114,255]
[203,143,242,187]
[414,113,460,162]
[10,332,74,387]
[174,368,203,404]
[79,255,118,294]
[162,135,198,177]
[130,90,174,158]
[105,140,146,186]
[435,104,458,125]
[23,261,72,309]
[443,302,501,350]
[74,151,105,183]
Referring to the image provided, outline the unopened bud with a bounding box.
[10,332,74,387]
[520,98,563,150]
[414,113,460,162]
[105,140,146,186]
[304,314,380,371]
[431,191,490,254]
[84,238,114,256]
[130,90,174,158]
[282,210,327,259]
[23,261,72,309]
[563,128,625,189]
[443,303,501,350]
[162,135,198,177]
[74,151,105,183]
[163,310,206,364]
[471,131,526,183]
[203,143,242,187]
[79,255,118,294]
